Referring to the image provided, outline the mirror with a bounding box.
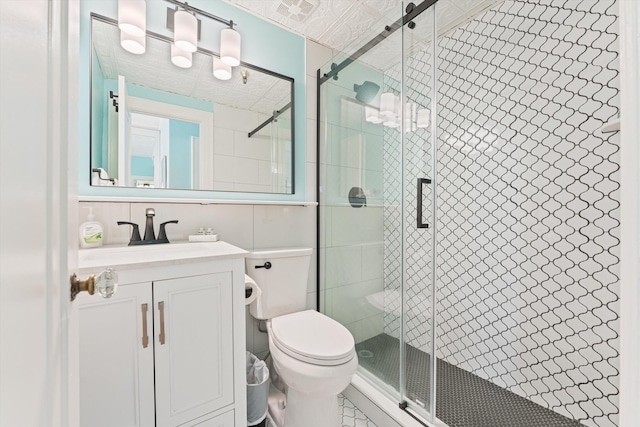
[90,15,294,194]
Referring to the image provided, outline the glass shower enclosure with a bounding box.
[318,1,438,421]
[318,0,621,426]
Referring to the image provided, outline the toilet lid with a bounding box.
[270,310,355,365]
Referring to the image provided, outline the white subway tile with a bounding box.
[253,205,315,249]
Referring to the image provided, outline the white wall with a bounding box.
[311,39,390,344]
[212,104,285,193]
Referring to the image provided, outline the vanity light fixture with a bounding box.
[171,44,192,68]
[120,30,146,54]
[174,8,198,52]
[213,57,232,80]
[220,23,241,66]
[365,94,428,132]
[163,0,242,79]
[118,0,146,37]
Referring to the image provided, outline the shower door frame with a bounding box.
[316,0,441,424]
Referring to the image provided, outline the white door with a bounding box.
[0,0,79,426]
[153,273,234,427]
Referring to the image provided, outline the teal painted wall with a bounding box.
[131,156,154,177]
[91,48,105,169]
[79,0,306,201]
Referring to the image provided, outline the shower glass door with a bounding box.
[318,1,438,422]
[398,2,438,421]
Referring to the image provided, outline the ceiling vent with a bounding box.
[275,0,318,23]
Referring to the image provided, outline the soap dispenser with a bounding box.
[79,207,104,248]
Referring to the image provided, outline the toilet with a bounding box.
[246,248,358,427]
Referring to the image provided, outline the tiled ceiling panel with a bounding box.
[92,19,291,114]
[224,0,506,71]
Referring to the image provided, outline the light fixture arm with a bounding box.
[164,0,236,28]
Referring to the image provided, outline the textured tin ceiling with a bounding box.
[92,19,291,114]
[224,0,506,70]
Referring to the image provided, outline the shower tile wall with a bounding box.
[382,1,620,426]
[319,56,388,344]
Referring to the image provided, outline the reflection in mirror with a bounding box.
[90,15,294,194]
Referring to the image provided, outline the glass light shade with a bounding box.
[416,108,430,128]
[365,106,383,124]
[174,10,198,53]
[383,117,400,128]
[404,102,416,133]
[393,96,401,115]
[120,30,145,54]
[213,57,232,80]
[220,28,241,66]
[118,0,146,37]
[171,44,192,68]
[380,92,395,115]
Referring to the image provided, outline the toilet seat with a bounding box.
[270,310,355,366]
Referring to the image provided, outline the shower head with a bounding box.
[353,81,380,104]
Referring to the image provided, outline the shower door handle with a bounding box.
[417,178,432,229]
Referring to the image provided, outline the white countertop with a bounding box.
[78,241,248,272]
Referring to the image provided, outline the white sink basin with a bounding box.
[78,241,248,272]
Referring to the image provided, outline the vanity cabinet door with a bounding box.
[77,282,155,427]
[153,272,234,427]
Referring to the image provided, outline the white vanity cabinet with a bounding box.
[75,242,247,427]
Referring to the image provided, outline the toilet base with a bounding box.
[267,383,340,427]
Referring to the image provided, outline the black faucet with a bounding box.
[118,208,178,246]
[143,208,156,242]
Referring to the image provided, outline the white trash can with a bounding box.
[246,352,270,426]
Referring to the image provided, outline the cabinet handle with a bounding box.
[158,301,166,345]
[141,303,149,348]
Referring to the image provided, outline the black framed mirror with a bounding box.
[90,14,294,194]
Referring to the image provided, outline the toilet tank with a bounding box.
[246,248,312,320]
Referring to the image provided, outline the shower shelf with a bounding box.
[601,118,620,133]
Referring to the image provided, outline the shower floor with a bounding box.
[355,334,583,427]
